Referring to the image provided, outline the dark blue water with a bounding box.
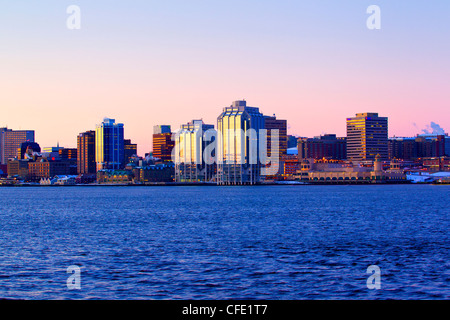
[0,185,448,300]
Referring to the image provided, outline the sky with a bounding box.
[1,0,449,155]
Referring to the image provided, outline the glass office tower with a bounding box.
[95,118,124,170]
[217,100,265,185]
[174,120,215,183]
[346,113,388,162]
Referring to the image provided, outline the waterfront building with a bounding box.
[134,164,175,183]
[298,134,347,160]
[422,156,450,172]
[346,113,388,162]
[124,139,138,166]
[28,159,71,181]
[7,159,30,180]
[97,169,133,184]
[295,154,405,183]
[217,100,266,185]
[0,128,35,164]
[152,125,174,162]
[281,154,301,179]
[388,134,449,160]
[95,118,124,171]
[174,120,216,183]
[77,131,96,175]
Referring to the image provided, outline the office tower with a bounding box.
[217,100,265,185]
[0,128,35,164]
[124,139,138,165]
[298,134,347,160]
[153,125,174,162]
[95,118,124,170]
[346,113,388,162]
[174,120,215,182]
[77,131,96,174]
[264,115,287,158]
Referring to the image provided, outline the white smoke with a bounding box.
[421,122,446,135]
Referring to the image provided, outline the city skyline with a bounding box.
[1,105,448,158]
[1,1,449,155]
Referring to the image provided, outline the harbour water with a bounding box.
[0,185,448,299]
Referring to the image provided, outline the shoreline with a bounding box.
[0,181,433,187]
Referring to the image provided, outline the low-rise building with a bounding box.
[296,155,406,184]
[97,169,134,184]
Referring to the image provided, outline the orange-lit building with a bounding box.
[153,125,174,162]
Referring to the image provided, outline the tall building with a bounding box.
[174,120,215,182]
[124,139,138,166]
[298,134,347,160]
[264,115,287,159]
[77,131,96,174]
[153,125,174,162]
[0,128,35,164]
[217,100,266,185]
[346,113,388,162]
[95,118,124,170]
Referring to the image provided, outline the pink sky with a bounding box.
[1,1,449,155]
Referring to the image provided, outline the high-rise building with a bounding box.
[0,128,35,164]
[153,125,174,162]
[77,131,96,174]
[298,134,347,160]
[124,139,138,166]
[346,113,388,162]
[174,120,215,182]
[217,100,266,185]
[264,115,287,158]
[95,118,124,170]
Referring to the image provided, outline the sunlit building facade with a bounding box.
[174,120,215,183]
[346,113,388,162]
[95,118,124,171]
[217,100,265,185]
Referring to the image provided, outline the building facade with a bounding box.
[346,113,388,162]
[152,125,174,162]
[298,134,347,160]
[95,118,124,170]
[28,160,71,181]
[264,115,287,159]
[174,120,216,183]
[124,139,138,166]
[77,131,96,175]
[217,100,266,185]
